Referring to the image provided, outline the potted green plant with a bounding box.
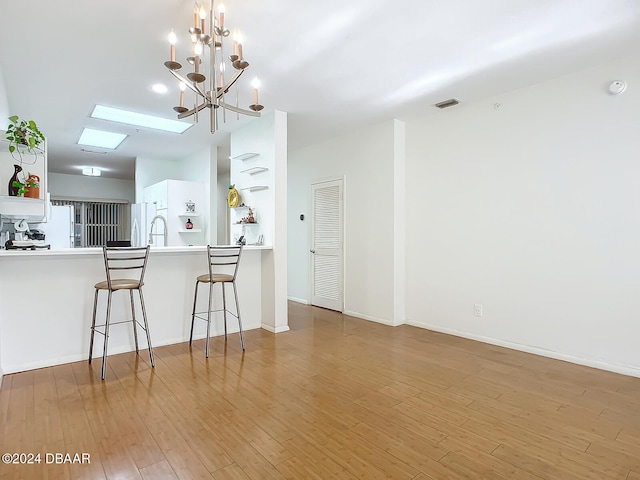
[11,173,39,197]
[5,115,45,162]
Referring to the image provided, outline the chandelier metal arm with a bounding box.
[215,69,244,99]
[168,69,209,100]
[177,101,210,120]
[218,100,261,117]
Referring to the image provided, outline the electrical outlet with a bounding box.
[474,304,483,317]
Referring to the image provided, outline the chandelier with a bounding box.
[164,1,263,134]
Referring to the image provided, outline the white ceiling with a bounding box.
[1,0,639,179]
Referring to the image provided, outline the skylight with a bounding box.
[78,128,127,149]
[91,105,192,134]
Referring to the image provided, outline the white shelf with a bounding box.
[0,196,45,219]
[240,166,268,175]
[230,205,251,210]
[231,152,259,161]
[240,186,269,192]
[178,229,202,233]
[178,212,201,217]
[233,223,259,226]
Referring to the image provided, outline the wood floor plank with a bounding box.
[1,302,640,479]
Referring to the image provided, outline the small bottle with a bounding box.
[185,219,193,230]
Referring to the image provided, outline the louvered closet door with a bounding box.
[311,179,343,311]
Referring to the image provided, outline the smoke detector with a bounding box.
[608,80,626,95]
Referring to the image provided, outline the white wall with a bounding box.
[48,173,134,203]
[288,120,397,324]
[231,111,288,332]
[406,55,640,376]
[134,157,183,203]
[0,64,9,126]
[179,146,216,244]
[217,169,229,244]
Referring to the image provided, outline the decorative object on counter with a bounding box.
[23,174,40,199]
[228,184,239,207]
[185,200,196,212]
[8,164,22,196]
[8,166,39,197]
[185,218,194,229]
[5,115,45,163]
[235,207,257,224]
[162,1,263,135]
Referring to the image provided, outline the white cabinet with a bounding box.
[143,179,205,246]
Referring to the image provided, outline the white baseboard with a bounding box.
[2,326,261,375]
[287,296,309,305]
[261,324,290,334]
[406,319,640,379]
[343,310,403,327]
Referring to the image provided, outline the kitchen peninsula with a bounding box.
[0,244,276,376]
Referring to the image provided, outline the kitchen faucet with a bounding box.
[148,215,168,246]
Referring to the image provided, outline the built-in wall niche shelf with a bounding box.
[240,166,268,175]
[178,212,201,217]
[178,228,202,233]
[230,205,251,210]
[233,222,259,226]
[231,152,259,161]
[241,186,269,192]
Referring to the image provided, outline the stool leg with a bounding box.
[222,282,228,341]
[190,280,199,346]
[232,281,245,351]
[89,289,99,364]
[205,281,214,358]
[130,290,139,355]
[138,288,155,368]
[101,290,113,380]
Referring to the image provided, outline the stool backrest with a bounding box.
[103,246,150,288]
[207,245,243,280]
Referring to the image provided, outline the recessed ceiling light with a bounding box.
[152,83,168,94]
[78,128,127,149]
[82,167,102,176]
[91,105,192,134]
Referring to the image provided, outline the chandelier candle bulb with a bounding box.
[237,33,243,60]
[252,77,260,105]
[199,5,207,34]
[168,30,177,62]
[219,2,225,29]
[193,3,199,29]
[179,82,186,107]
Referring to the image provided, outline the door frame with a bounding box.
[309,176,345,312]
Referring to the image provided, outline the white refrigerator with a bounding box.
[130,202,157,247]
[32,205,75,248]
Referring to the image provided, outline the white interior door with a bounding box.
[311,179,343,311]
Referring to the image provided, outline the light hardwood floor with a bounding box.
[1,302,640,479]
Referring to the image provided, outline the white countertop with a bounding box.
[0,244,272,257]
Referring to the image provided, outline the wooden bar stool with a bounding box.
[190,245,245,357]
[89,246,155,380]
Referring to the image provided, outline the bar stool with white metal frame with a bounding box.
[89,246,155,380]
[190,245,246,357]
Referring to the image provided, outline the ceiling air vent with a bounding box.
[434,98,461,109]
